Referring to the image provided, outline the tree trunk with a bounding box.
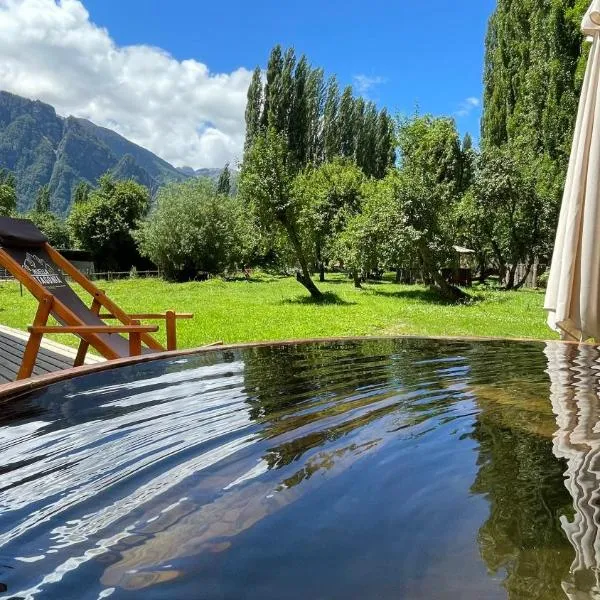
[395,268,401,283]
[286,224,323,300]
[316,242,325,282]
[352,270,362,289]
[477,256,487,284]
[504,263,518,290]
[418,240,468,301]
[513,258,534,291]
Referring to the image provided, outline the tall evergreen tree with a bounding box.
[245,67,263,152]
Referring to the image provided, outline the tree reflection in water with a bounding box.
[468,343,574,600]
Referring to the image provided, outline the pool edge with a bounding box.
[0,334,586,400]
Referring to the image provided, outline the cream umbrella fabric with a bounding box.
[545,0,600,341]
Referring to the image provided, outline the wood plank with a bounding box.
[0,325,105,384]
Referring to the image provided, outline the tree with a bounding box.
[471,147,545,290]
[0,169,17,216]
[72,181,91,205]
[397,115,467,300]
[338,85,355,159]
[26,210,70,248]
[240,128,323,299]
[323,76,340,162]
[375,108,395,178]
[245,67,263,152]
[294,159,365,282]
[262,45,284,130]
[334,173,417,287]
[35,184,51,213]
[305,68,325,164]
[68,174,150,271]
[217,163,232,196]
[289,54,310,166]
[136,179,250,281]
[481,0,588,266]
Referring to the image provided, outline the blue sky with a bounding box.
[83,0,495,141]
[0,0,496,167]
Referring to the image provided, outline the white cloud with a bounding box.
[353,74,387,97]
[0,0,252,168]
[455,96,480,118]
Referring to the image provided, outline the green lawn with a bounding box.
[0,273,557,349]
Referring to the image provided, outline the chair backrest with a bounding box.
[0,217,158,358]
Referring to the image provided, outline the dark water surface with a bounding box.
[1,338,599,599]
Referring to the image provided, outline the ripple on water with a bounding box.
[0,338,595,599]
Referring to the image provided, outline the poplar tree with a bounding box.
[338,85,356,158]
[323,76,340,162]
[375,109,395,178]
[245,67,263,152]
[305,68,325,164]
[262,45,283,129]
[289,55,309,166]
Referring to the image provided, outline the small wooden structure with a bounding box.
[441,246,475,287]
[0,217,193,381]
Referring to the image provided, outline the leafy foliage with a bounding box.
[396,115,469,299]
[136,179,250,282]
[294,159,365,280]
[216,163,232,196]
[245,44,395,177]
[25,210,70,248]
[67,174,150,271]
[0,168,17,216]
[239,128,323,298]
[481,0,588,274]
[34,184,51,213]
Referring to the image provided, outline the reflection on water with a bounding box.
[2,339,600,599]
[548,343,600,599]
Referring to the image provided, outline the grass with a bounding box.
[0,273,557,350]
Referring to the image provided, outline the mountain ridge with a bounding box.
[0,91,223,215]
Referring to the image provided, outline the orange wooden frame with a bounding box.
[0,242,193,380]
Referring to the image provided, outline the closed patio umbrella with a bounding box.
[545,0,600,341]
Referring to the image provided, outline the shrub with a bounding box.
[136,179,251,282]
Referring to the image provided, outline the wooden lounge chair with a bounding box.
[0,217,193,380]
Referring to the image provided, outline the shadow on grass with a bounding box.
[320,277,385,286]
[369,287,480,306]
[281,291,356,306]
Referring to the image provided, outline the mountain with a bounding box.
[177,166,224,181]
[0,91,189,215]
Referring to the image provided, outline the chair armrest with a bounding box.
[99,313,194,320]
[28,325,159,334]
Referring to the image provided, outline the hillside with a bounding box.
[0,91,190,215]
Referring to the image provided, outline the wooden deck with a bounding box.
[0,325,104,384]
